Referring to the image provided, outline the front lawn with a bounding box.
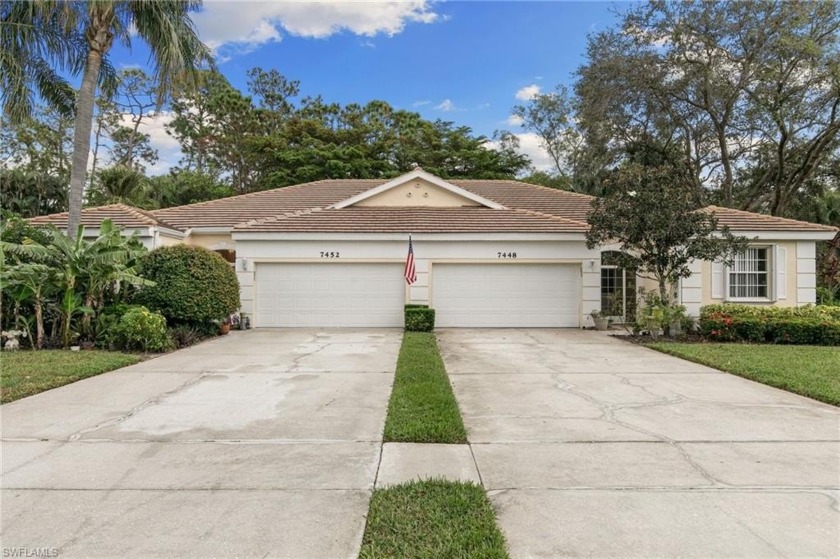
[1,350,140,404]
[647,342,840,406]
[383,332,467,443]
[359,479,508,559]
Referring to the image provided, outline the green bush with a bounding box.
[405,307,435,332]
[767,318,840,345]
[110,306,172,352]
[701,303,840,321]
[733,317,768,343]
[134,245,239,326]
[700,304,840,345]
[817,287,839,306]
[634,290,687,338]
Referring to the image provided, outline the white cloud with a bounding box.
[432,99,489,113]
[436,99,456,112]
[412,100,432,107]
[194,1,441,58]
[515,84,541,101]
[506,114,524,126]
[114,111,181,175]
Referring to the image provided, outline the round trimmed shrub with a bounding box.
[134,245,239,326]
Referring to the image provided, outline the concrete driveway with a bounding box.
[438,329,840,558]
[1,329,401,558]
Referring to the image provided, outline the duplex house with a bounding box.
[30,169,838,328]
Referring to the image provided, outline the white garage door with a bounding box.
[255,263,405,327]
[433,264,580,327]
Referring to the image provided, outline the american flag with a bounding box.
[404,235,417,285]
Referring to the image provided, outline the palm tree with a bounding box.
[1,1,212,237]
[88,166,151,208]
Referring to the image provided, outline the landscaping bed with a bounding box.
[359,479,508,559]
[647,342,840,406]
[1,350,140,404]
[699,304,840,345]
[383,332,467,443]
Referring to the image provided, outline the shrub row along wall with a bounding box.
[700,304,840,345]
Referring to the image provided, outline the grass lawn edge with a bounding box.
[645,341,840,406]
[382,331,467,443]
[1,350,141,404]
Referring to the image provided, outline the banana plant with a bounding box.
[1,219,153,347]
[3,263,53,349]
[57,289,92,348]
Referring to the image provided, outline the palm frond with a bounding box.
[128,0,214,108]
[0,1,86,122]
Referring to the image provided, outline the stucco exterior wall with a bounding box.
[354,178,481,207]
[186,233,235,250]
[233,236,599,326]
[155,232,184,247]
[82,227,155,250]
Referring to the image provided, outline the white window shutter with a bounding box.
[711,261,724,299]
[776,246,787,300]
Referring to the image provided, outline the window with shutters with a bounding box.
[727,247,771,300]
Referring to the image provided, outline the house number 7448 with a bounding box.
[497,252,517,259]
[320,251,340,258]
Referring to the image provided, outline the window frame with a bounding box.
[725,245,773,303]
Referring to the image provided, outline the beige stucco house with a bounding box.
[30,169,838,328]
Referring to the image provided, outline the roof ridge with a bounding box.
[151,178,368,215]
[132,206,183,231]
[117,204,162,227]
[236,207,322,229]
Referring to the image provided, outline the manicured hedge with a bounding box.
[134,245,239,327]
[405,306,435,332]
[699,304,840,345]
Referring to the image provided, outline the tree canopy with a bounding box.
[586,161,748,301]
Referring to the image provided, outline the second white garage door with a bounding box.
[432,263,581,327]
[255,263,405,327]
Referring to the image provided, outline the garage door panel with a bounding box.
[255,263,405,327]
[433,264,580,327]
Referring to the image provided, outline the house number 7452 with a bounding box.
[320,251,340,258]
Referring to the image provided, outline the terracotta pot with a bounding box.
[219,323,230,335]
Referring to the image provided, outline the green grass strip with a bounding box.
[383,331,467,443]
[1,350,140,404]
[648,342,840,406]
[359,479,509,559]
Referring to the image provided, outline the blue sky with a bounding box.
[108,1,626,174]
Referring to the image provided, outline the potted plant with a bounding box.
[219,317,231,335]
[590,310,611,331]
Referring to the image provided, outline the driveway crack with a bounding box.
[66,373,210,441]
